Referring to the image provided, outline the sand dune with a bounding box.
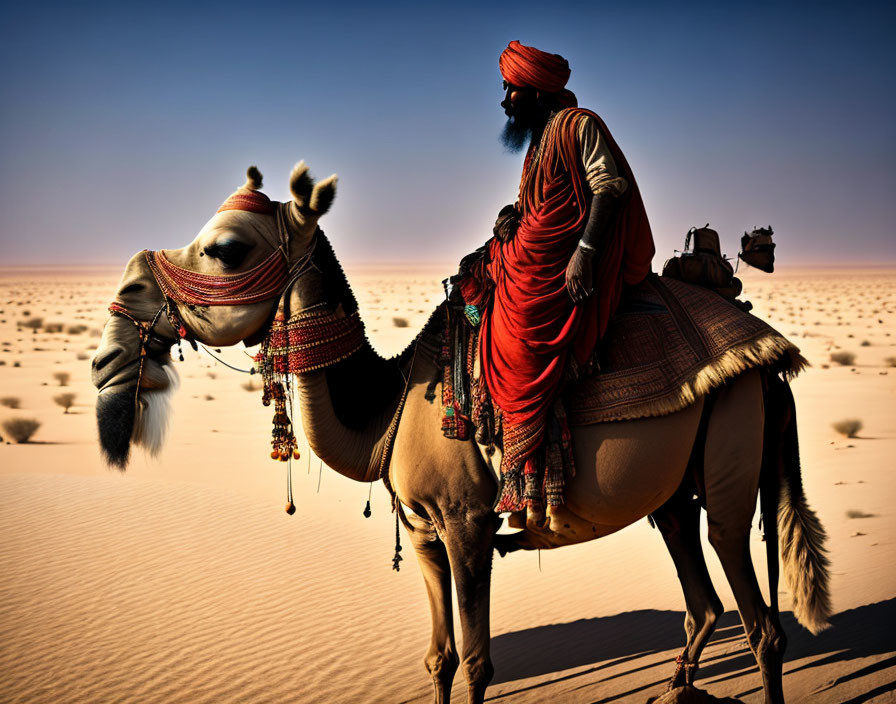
[1,266,894,702]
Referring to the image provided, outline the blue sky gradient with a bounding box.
[1,0,894,267]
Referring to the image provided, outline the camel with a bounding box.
[91,163,831,704]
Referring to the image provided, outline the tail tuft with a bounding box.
[776,380,833,634]
[778,476,832,634]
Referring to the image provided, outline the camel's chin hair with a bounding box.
[132,364,179,456]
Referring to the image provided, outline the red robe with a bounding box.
[481,107,655,511]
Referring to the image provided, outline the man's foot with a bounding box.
[526,502,548,530]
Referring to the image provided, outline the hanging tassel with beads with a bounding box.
[363,483,372,518]
[263,381,300,462]
[391,498,403,571]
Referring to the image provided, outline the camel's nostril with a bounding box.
[91,345,130,389]
[93,347,122,372]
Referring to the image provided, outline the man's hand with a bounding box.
[566,246,594,303]
[493,203,520,241]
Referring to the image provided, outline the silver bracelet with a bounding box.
[577,240,596,253]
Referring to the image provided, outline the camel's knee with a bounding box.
[462,655,494,689]
[425,648,459,684]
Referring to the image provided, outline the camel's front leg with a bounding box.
[444,511,497,704]
[406,509,459,703]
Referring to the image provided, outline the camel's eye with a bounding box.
[204,240,254,269]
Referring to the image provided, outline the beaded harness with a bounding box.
[108,205,367,505]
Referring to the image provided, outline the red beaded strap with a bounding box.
[144,248,288,306]
[258,308,366,374]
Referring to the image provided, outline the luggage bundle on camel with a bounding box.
[661,224,777,311]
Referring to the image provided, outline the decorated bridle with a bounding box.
[108,202,367,513]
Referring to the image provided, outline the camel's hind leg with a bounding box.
[653,490,724,689]
[704,370,786,704]
[405,510,459,704]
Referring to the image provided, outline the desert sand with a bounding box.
[1,264,894,703]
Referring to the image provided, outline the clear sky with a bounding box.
[1,0,894,268]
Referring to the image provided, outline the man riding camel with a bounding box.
[457,40,655,525]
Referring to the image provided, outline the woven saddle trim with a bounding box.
[568,333,807,425]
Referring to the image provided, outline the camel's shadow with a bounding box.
[488,599,896,702]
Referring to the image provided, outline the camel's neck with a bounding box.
[293,348,400,483]
[289,233,412,482]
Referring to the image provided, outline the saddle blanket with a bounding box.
[566,273,805,424]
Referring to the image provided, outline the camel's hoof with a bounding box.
[647,685,743,704]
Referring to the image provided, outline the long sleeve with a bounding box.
[578,115,628,197]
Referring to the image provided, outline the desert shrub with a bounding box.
[76,352,90,361]
[13,361,21,368]
[1,397,21,409]
[241,377,262,392]
[860,340,871,347]
[53,371,71,386]
[44,322,64,333]
[66,325,88,335]
[19,317,43,330]
[2,417,41,443]
[829,351,856,366]
[846,509,874,519]
[832,418,863,438]
[53,393,76,413]
[885,357,896,368]
[392,316,409,328]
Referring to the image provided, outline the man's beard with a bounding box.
[501,116,532,153]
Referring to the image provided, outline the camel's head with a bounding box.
[92,162,338,468]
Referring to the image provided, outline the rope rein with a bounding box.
[109,204,411,570]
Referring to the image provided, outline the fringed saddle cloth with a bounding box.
[438,273,807,509]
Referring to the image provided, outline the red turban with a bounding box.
[499,40,577,106]
[217,188,275,215]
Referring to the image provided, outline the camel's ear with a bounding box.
[309,174,338,215]
[290,161,313,208]
[244,165,263,190]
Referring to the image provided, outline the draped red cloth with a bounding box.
[481,107,655,511]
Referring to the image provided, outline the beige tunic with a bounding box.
[578,115,628,197]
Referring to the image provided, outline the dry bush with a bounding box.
[241,377,262,392]
[860,340,871,347]
[885,357,896,368]
[53,393,76,413]
[19,317,43,330]
[829,351,856,366]
[1,397,21,409]
[53,371,71,386]
[76,352,90,361]
[846,509,874,519]
[2,417,41,443]
[66,325,88,335]
[392,316,409,328]
[44,322,64,333]
[832,418,863,438]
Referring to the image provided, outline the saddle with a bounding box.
[437,273,805,509]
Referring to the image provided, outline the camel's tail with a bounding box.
[775,381,832,634]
